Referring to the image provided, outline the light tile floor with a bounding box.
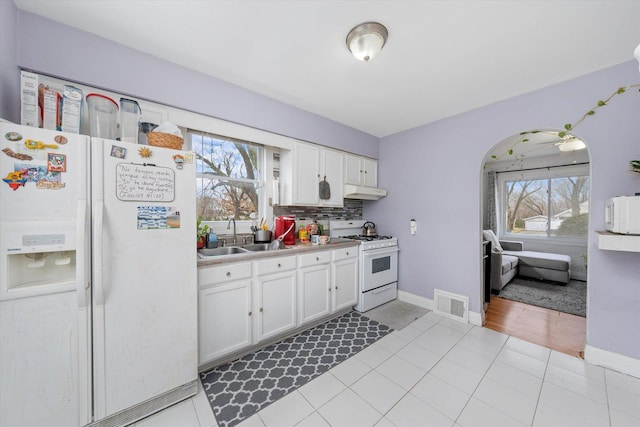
[135,311,640,427]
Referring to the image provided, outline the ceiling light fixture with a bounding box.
[346,22,388,62]
[558,137,586,152]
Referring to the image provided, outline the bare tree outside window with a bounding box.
[190,131,262,221]
[502,170,589,238]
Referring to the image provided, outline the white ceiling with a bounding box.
[13,0,640,138]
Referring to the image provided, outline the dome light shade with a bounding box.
[346,22,388,62]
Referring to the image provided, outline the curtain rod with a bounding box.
[494,161,589,174]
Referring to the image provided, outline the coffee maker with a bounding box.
[274,215,296,245]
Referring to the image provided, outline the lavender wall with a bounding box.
[0,0,19,122]
[367,61,640,360]
[14,11,378,158]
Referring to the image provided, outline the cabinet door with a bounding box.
[293,143,320,205]
[320,149,344,207]
[362,158,378,187]
[298,264,331,325]
[198,280,252,365]
[332,258,358,312]
[256,271,296,342]
[344,154,362,186]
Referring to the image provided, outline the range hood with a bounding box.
[343,184,388,200]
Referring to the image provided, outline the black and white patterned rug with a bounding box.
[200,311,392,427]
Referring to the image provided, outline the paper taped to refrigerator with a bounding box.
[115,163,175,202]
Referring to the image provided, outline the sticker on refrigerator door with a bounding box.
[184,153,194,164]
[110,145,127,159]
[4,132,22,142]
[47,153,66,173]
[138,147,152,158]
[2,148,33,161]
[172,154,184,169]
[53,135,68,145]
[115,163,175,202]
[24,139,58,150]
[10,163,65,190]
[2,171,27,190]
[137,206,180,229]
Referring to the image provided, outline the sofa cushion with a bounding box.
[503,250,570,272]
[501,254,519,275]
[483,230,503,252]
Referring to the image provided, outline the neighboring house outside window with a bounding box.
[498,164,589,240]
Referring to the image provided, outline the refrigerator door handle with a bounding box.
[94,200,105,307]
[76,199,89,309]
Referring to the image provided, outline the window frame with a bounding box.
[190,130,269,235]
[497,164,589,243]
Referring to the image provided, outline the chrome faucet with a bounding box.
[227,217,237,245]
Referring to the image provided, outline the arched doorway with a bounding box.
[480,129,590,357]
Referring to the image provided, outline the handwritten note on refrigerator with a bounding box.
[115,163,175,202]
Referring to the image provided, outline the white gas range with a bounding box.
[329,220,399,312]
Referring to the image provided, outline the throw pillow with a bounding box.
[482,229,503,252]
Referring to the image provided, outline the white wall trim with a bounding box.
[584,345,640,379]
[398,290,483,326]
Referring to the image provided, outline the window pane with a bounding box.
[550,176,589,237]
[504,179,547,235]
[197,178,259,221]
[191,131,263,222]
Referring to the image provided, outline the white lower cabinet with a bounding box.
[298,251,332,325]
[254,256,297,342]
[332,247,358,312]
[198,277,252,364]
[198,246,359,367]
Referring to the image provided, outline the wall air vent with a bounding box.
[433,289,469,323]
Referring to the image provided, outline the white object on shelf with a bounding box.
[596,231,640,252]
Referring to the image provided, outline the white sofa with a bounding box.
[483,230,571,291]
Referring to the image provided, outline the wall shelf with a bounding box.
[596,231,640,252]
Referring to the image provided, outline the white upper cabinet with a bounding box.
[280,142,344,207]
[344,154,377,187]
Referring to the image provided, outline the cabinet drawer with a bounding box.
[255,255,296,275]
[332,247,358,261]
[198,262,252,286]
[299,250,331,267]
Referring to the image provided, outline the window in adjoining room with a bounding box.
[498,165,589,240]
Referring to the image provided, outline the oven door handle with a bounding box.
[363,246,399,258]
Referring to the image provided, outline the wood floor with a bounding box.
[483,296,586,357]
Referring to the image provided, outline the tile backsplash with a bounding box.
[274,199,362,221]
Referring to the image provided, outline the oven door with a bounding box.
[361,246,399,292]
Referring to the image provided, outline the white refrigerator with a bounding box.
[0,123,198,426]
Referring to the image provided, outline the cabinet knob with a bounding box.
[346,252,349,256]
[226,272,231,277]
[248,311,252,316]
[278,263,281,267]
[260,307,263,312]
[329,288,332,292]
[335,286,339,290]
[316,256,319,261]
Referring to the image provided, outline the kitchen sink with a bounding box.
[198,246,249,257]
[198,242,283,258]
[238,243,272,251]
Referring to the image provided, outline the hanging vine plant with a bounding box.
[491,84,640,160]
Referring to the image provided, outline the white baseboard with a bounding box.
[397,290,483,326]
[584,345,640,379]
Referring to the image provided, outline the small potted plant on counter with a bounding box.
[197,218,209,249]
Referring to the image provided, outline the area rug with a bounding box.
[200,311,392,427]
[362,299,429,330]
[498,277,586,317]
